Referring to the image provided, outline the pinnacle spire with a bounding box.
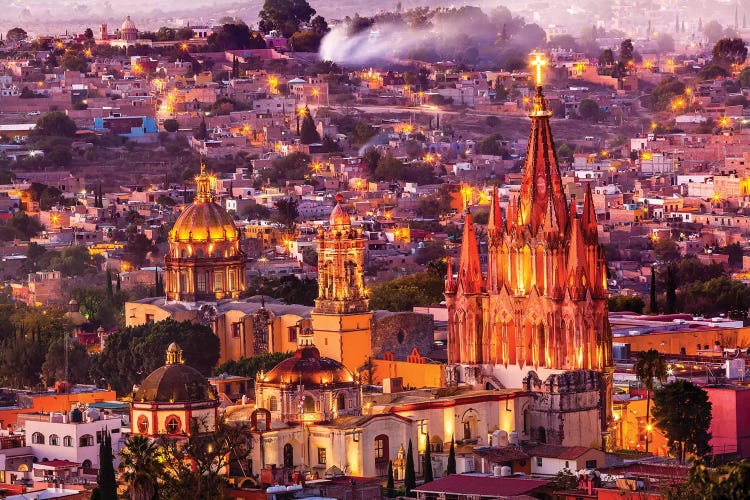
[581,183,598,243]
[487,185,504,236]
[457,210,483,294]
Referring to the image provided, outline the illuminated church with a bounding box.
[445,74,613,446]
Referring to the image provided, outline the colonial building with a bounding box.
[445,82,613,447]
[164,164,247,302]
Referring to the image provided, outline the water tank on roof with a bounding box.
[493,465,503,477]
[86,408,100,421]
[501,466,512,477]
[509,431,519,445]
[70,408,83,423]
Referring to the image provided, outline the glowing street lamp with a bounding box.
[719,116,731,129]
[296,106,307,135]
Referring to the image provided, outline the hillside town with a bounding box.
[0,1,749,499]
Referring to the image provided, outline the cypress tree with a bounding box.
[97,432,117,499]
[116,273,121,293]
[423,434,433,483]
[446,436,456,474]
[386,460,395,497]
[404,439,416,496]
[300,106,320,145]
[649,266,657,314]
[666,264,677,314]
[106,269,113,297]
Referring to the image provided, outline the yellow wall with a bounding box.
[312,312,372,373]
[124,302,198,327]
[371,360,445,388]
[612,398,669,456]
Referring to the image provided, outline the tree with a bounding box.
[98,433,117,500]
[725,242,744,268]
[60,51,88,72]
[311,15,329,34]
[124,233,155,269]
[299,106,320,144]
[289,30,323,52]
[553,469,579,490]
[665,264,677,314]
[194,116,208,140]
[578,99,601,122]
[51,246,99,277]
[476,134,508,157]
[656,33,675,53]
[162,119,179,132]
[369,271,445,311]
[647,77,686,111]
[653,380,712,463]
[423,434,434,483]
[273,197,299,228]
[6,27,27,42]
[666,460,750,500]
[619,39,634,65]
[634,349,667,453]
[650,267,658,313]
[373,153,405,181]
[598,48,614,67]
[33,111,77,137]
[158,419,253,499]
[653,238,680,263]
[607,295,645,314]
[206,23,257,51]
[214,352,293,386]
[739,67,750,88]
[259,0,317,37]
[90,319,220,395]
[404,439,416,495]
[703,20,725,43]
[712,38,748,69]
[264,151,311,182]
[176,27,195,40]
[41,336,90,384]
[386,460,395,497]
[447,436,456,474]
[120,435,163,500]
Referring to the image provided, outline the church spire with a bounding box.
[518,54,568,236]
[445,257,456,293]
[487,185,504,238]
[581,183,598,244]
[457,210,483,294]
[194,160,214,203]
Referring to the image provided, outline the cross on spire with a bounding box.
[531,53,547,86]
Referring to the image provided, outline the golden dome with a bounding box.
[169,165,240,243]
[329,194,350,227]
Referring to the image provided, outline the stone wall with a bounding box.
[371,311,434,360]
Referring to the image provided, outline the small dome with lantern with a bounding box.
[164,162,247,302]
[120,16,138,42]
[130,343,220,438]
[255,328,361,423]
[328,194,351,228]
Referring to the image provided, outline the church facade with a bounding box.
[445,84,613,447]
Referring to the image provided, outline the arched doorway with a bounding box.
[283,443,293,468]
[374,434,389,477]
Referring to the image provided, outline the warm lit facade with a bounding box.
[445,84,613,447]
[130,343,219,438]
[311,196,373,372]
[164,164,247,302]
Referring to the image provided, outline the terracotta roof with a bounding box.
[260,345,354,388]
[473,446,529,463]
[133,363,217,404]
[34,460,80,468]
[414,474,551,497]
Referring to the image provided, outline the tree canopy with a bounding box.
[90,319,220,395]
[33,111,77,137]
[259,0,317,37]
[369,270,445,311]
[653,379,712,463]
[712,38,747,68]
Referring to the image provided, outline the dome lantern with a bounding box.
[166,342,184,365]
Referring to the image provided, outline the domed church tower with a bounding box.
[164,163,246,302]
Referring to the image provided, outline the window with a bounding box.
[374,434,389,461]
[231,322,241,339]
[166,415,181,435]
[63,436,72,447]
[565,461,569,469]
[585,459,597,469]
[303,395,315,413]
[268,396,278,412]
[536,457,543,467]
[31,432,44,444]
[214,273,223,292]
[318,447,326,465]
[288,326,297,343]
[49,434,60,446]
[137,415,149,433]
[228,270,235,290]
[337,393,346,411]
[79,434,94,447]
[145,314,154,324]
[82,459,92,469]
[96,430,107,444]
[197,272,206,292]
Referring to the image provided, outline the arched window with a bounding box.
[374,434,389,477]
[337,393,346,411]
[49,434,60,446]
[79,434,94,447]
[268,396,278,412]
[303,395,315,413]
[82,459,92,469]
[31,432,44,444]
[63,436,73,447]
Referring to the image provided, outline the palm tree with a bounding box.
[120,435,163,500]
[634,349,667,453]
